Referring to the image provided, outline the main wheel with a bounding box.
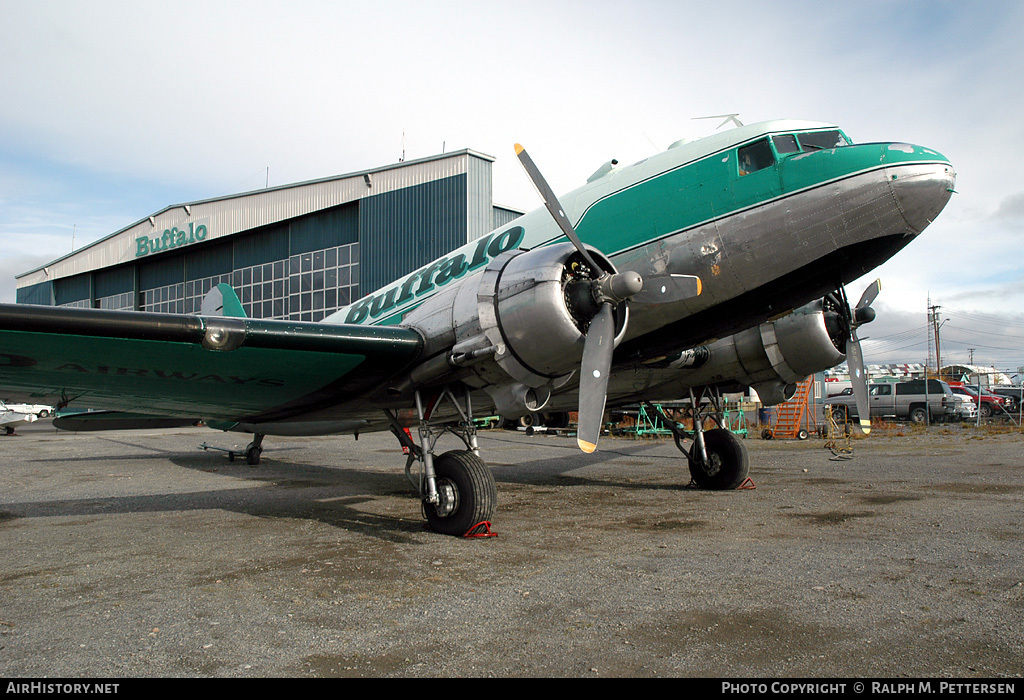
[424,450,497,536]
[688,428,749,490]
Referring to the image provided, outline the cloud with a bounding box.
[995,192,1024,220]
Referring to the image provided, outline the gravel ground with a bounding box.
[1,420,1022,678]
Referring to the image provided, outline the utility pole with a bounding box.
[929,302,943,378]
[929,294,937,380]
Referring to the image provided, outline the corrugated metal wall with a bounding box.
[493,205,524,229]
[16,280,53,305]
[358,174,467,294]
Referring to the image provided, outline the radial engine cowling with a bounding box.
[401,242,626,416]
[653,299,846,406]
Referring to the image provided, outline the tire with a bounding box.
[980,404,993,418]
[245,443,262,466]
[797,429,809,441]
[909,406,928,423]
[688,428,750,490]
[424,450,497,536]
[517,414,537,429]
[829,405,849,423]
[543,412,570,429]
[38,410,50,418]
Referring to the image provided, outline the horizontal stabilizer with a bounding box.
[200,283,247,318]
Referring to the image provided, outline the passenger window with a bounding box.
[870,385,891,396]
[772,134,800,154]
[737,139,774,176]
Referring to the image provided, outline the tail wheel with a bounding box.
[518,414,537,429]
[424,450,497,536]
[688,428,750,490]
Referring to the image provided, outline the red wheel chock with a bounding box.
[464,521,497,538]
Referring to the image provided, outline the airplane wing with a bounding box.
[0,303,423,423]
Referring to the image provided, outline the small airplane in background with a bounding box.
[0,119,956,535]
[0,402,42,435]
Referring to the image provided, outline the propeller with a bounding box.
[515,144,702,453]
[827,279,881,434]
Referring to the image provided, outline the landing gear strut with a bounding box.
[386,385,497,536]
[645,387,750,490]
[244,433,264,466]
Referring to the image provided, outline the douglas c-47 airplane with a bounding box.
[0,120,955,535]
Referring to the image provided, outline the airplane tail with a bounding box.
[199,283,247,318]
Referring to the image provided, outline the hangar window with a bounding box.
[737,139,775,176]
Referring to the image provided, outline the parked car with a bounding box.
[947,383,1009,418]
[824,379,958,423]
[0,401,54,418]
[952,393,978,421]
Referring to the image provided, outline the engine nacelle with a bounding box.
[649,299,846,406]
[400,242,626,416]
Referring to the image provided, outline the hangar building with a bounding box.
[16,150,522,322]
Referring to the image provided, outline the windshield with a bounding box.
[797,130,850,151]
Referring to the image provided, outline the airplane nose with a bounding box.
[887,161,956,235]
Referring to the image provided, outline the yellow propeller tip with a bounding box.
[577,438,597,454]
[860,420,871,435]
[696,278,703,295]
[514,143,524,155]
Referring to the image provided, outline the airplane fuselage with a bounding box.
[331,119,954,369]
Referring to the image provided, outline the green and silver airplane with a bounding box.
[0,119,955,535]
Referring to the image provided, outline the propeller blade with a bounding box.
[515,144,602,272]
[630,274,703,305]
[846,338,872,435]
[577,303,615,453]
[856,279,882,310]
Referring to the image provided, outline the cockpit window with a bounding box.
[737,139,774,176]
[772,134,800,154]
[797,130,850,151]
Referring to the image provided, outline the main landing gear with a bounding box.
[244,433,264,466]
[386,386,497,536]
[644,387,750,490]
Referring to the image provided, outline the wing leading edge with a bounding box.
[0,303,423,423]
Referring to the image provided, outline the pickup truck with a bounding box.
[824,379,958,423]
[989,386,1022,413]
[948,382,1010,418]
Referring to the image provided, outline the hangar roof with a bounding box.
[18,149,496,288]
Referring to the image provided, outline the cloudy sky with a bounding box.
[2,0,1022,373]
